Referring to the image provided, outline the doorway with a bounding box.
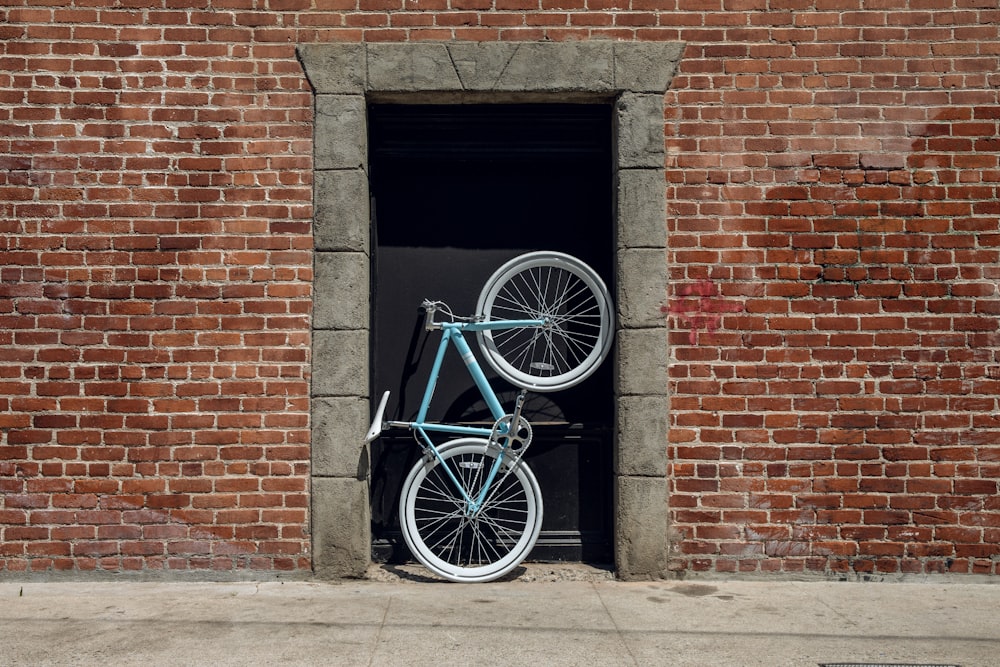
[368,103,615,563]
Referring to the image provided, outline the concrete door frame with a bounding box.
[299,41,683,580]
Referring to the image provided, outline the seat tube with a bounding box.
[450,329,505,422]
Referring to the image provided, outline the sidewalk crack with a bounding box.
[368,594,393,667]
[593,582,640,667]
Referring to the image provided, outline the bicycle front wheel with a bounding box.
[476,251,614,392]
[399,438,543,583]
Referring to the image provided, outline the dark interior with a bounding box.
[368,103,615,563]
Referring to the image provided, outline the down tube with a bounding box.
[450,328,515,514]
[450,329,505,422]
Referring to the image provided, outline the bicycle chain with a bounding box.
[489,413,533,467]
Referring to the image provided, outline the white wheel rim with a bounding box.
[476,251,613,393]
[399,439,542,583]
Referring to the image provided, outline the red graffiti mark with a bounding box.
[662,279,743,345]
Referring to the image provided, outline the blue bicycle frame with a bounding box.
[367,309,544,516]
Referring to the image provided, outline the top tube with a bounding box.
[441,319,545,333]
[421,300,544,333]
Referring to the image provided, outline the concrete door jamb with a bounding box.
[299,41,684,580]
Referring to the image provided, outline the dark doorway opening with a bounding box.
[368,103,614,563]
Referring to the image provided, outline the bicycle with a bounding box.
[365,251,614,582]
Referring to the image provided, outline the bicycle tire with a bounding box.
[476,251,614,392]
[399,438,543,583]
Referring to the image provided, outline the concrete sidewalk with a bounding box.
[2,566,998,666]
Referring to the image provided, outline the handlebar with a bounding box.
[420,299,487,330]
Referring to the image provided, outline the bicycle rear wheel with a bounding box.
[399,438,543,583]
[476,251,614,392]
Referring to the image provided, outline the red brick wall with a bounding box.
[2,1,998,577]
[1,2,315,574]
[663,3,1000,577]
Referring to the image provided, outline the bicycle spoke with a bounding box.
[535,266,555,315]
[467,519,503,566]
[545,325,593,368]
[476,509,528,553]
[536,327,573,374]
[477,491,521,547]
[495,274,538,316]
[492,328,549,374]
[425,517,465,560]
[415,509,465,552]
[545,276,592,319]
[455,452,486,501]
[422,466,467,510]
[414,507,460,535]
[474,466,526,520]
